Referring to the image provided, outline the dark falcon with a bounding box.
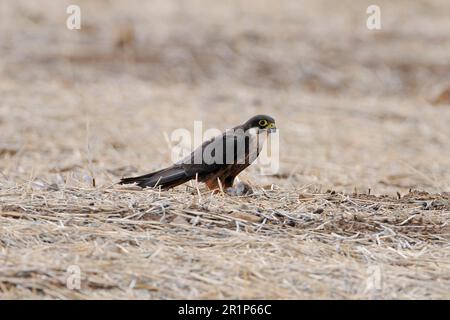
[119,115,277,191]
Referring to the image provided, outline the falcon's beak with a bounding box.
[267,122,277,133]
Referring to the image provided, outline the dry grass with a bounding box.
[1,184,449,299]
[1,0,450,299]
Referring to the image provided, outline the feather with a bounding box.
[119,166,190,189]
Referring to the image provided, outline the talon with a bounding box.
[226,181,253,196]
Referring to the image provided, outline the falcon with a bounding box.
[119,115,277,191]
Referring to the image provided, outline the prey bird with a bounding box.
[119,115,277,191]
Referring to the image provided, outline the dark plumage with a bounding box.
[119,115,277,190]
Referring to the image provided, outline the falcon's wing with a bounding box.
[178,130,256,178]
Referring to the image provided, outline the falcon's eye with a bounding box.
[258,119,268,127]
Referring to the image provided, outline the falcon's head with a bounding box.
[243,115,277,133]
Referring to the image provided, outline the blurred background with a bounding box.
[1,0,450,193]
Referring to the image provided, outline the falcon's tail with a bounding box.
[119,166,190,189]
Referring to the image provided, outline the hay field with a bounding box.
[1,0,450,299]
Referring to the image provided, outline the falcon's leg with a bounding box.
[205,178,220,191]
[205,176,234,191]
[205,176,252,196]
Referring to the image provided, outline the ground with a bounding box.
[0,0,449,299]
